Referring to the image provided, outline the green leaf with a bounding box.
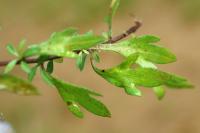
[0,74,39,95]
[92,54,193,97]
[105,0,121,37]
[153,86,165,100]
[100,35,177,64]
[17,39,28,58]
[4,60,18,74]
[36,55,50,65]
[49,76,110,117]
[92,54,143,96]
[134,43,176,64]
[67,102,84,118]
[40,68,54,86]
[46,60,54,74]
[50,28,78,43]
[64,34,105,51]
[110,0,121,18]
[23,45,41,57]
[20,61,31,73]
[29,28,105,58]
[76,52,87,71]
[136,56,157,69]
[24,28,105,58]
[28,66,38,82]
[6,44,19,57]
[18,39,26,51]
[92,51,100,63]
[135,35,160,43]
[165,74,194,88]
[124,83,142,96]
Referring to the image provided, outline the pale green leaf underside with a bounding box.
[100,35,176,64]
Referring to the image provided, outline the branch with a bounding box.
[0,21,142,67]
[106,21,142,44]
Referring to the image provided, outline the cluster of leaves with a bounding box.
[0,0,193,118]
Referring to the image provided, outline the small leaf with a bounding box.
[67,102,84,118]
[105,0,121,37]
[92,51,100,63]
[136,35,160,43]
[46,60,54,74]
[111,0,121,16]
[20,61,31,73]
[153,86,165,100]
[23,45,41,57]
[76,52,87,71]
[50,28,78,42]
[4,60,18,74]
[0,74,39,95]
[17,39,28,58]
[18,39,26,51]
[6,44,19,57]
[40,68,53,86]
[28,66,37,82]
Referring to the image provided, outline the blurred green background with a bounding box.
[0,0,200,133]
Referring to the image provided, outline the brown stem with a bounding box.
[0,21,141,67]
[106,21,142,44]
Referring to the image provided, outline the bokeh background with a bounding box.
[0,0,200,133]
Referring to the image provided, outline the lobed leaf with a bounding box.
[47,76,110,117]
[100,35,177,64]
[91,54,142,96]
[92,54,193,98]
[25,28,105,59]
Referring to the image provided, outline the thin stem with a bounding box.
[106,21,142,44]
[0,21,141,67]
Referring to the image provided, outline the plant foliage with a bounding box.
[0,0,193,118]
